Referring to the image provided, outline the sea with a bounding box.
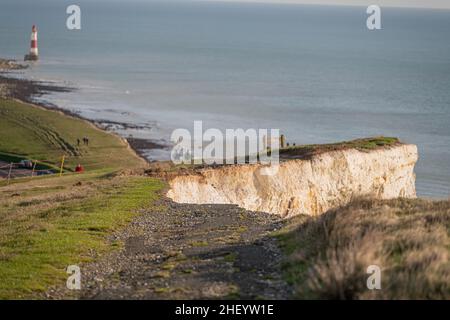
[1,0,449,198]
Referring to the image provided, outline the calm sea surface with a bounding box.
[1,0,450,197]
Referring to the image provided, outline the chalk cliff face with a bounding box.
[167,144,418,217]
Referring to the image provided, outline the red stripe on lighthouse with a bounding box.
[29,25,38,58]
[25,25,39,61]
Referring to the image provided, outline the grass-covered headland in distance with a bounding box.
[279,137,400,160]
[0,98,145,174]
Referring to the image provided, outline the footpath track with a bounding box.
[49,199,291,299]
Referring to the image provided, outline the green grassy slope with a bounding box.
[0,98,144,172]
[0,175,164,299]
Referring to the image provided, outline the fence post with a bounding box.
[59,155,65,177]
[31,160,37,177]
[7,162,13,185]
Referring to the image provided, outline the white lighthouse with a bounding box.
[24,25,39,61]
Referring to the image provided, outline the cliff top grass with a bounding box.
[0,98,145,174]
[279,137,400,160]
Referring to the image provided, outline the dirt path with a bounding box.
[65,199,291,299]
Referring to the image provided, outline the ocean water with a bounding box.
[1,0,450,198]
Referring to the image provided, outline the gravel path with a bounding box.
[53,198,291,299]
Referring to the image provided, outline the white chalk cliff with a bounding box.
[167,144,418,217]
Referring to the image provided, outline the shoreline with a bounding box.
[0,62,166,165]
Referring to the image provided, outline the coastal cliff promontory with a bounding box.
[167,140,418,217]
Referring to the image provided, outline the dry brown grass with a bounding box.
[278,198,450,299]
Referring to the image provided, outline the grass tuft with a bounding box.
[276,198,450,299]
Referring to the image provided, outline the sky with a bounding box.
[204,0,450,9]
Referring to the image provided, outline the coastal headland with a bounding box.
[0,59,449,300]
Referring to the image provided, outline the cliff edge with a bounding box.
[167,142,418,217]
